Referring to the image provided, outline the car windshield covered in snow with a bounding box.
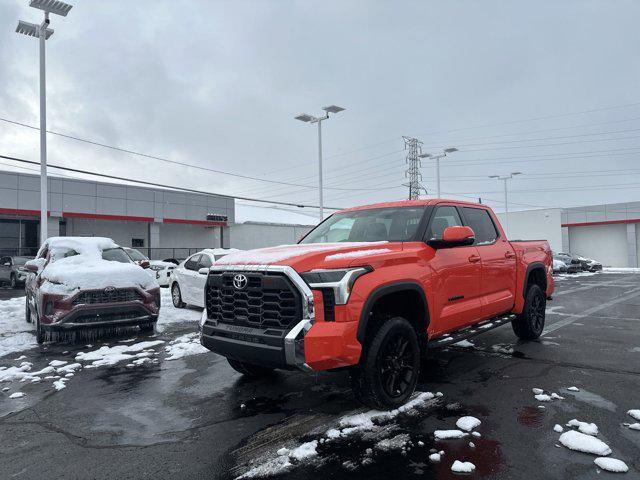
[58,247,133,264]
[300,207,426,244]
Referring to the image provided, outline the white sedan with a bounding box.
[170,248,239,308]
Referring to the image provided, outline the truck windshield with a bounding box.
[300,207,426,244]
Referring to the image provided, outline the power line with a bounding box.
[0,154,345,210]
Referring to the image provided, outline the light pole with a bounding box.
[489,171,522,238]
[418,147,458,198]
[16,0,72,245]
[295,105,345,220]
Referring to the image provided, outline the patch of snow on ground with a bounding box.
[0,296,34,358]
[627,409,640,421]
[625,423,640,430]
[535,394,552,402]
[456,416,481,432]
[532,388,544,395]
[566,419,598,436]
[567,386,580,392]
[429,452,442,463]
[289,441,318,461]
[558,430,611,456]
[75,340,164,368]
[491,343,514,355]
[375,433,411,451]
[8,391,24,398]
[554,424,564,433]
[164,332,208,360]
[602,267,640,274]
[434,430,467,440]
[451,460,476,473]
[594,457,629,473]
[454,340,474,348]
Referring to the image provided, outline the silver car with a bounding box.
[0,255,33,288]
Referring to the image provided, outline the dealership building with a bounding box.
[2,169,638,267]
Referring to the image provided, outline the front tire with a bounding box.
[512,284,546,340]
[171,283,185,308]
[35,312,45,344]
[350,317,421,410]
[227,358,274,378]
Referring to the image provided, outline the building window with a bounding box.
[131,238,145,248]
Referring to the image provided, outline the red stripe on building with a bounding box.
[562,218,640,227]
[0,208,48,217]
[62,212,155,222]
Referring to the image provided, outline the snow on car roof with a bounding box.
[44,237,119,259]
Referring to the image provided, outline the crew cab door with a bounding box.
[460,206,516,318]
[424,205,482,333]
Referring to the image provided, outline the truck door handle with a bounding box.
[468,254,481,263]
[505,251,516,258]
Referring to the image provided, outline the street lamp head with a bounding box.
[417,152,432,158]
[488,175,499,179]
[444,147,458,153]
[511,171,522,176]
[29,0,72,16]
[294,113,315,123]
[322,105,345,114]
[16,20,53,38]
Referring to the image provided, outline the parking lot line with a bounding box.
[542,286,640,336]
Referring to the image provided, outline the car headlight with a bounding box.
[149,265,164,271]
[300,266,372,305]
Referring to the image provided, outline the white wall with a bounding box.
[568,224,628,267]
[65,218,148,247]
[495,208,563,252]
[158,223,220,249]
[229,223,313,250]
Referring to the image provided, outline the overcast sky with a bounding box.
[1,0,640,216]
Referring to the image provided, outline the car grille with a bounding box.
[72,289,144,306]
[205,272,302,329]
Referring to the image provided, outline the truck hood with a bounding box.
[214,242,401,272]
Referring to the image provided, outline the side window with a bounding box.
[1,256,10,265]
[184,254,201,271]
[198,254,212,269]
[462,207,498,245]
[426,206,463,240]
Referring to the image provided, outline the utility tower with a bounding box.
[403,136,424,200]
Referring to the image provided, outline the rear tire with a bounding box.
[227,358,274,378]
[512,284,546,340]
[10,274,17,289]
[350,316,420,410]
[171,283,185,308]
[25,295,32,323]
[35,312,45,344]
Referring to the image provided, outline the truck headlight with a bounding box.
[300,266,372,305]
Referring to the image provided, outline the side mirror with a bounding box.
[198,267,209,276]
[140,260,150,269]
[428,226,475,249]
[24,259,41,273]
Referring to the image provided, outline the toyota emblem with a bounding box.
[233,274,248,290]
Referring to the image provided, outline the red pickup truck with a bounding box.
[201,200,553,409]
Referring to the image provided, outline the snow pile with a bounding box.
[156,289,202,328]
[434,430,467,440]
[164,333,208,360]
[8,391,25,399]
[566,419,598,436]
[627,409,640,421]
[39,237,157,295]
[558,430,611,456]
[75,340,164,368]
[0,296,35,358]
[451,460,476,474]
[594,457,629,473]
[454,340,475,348]
[429,452,444,463]
[324,249,392,261]
[625,423,640,431]
[215,242,387,266]
[554,424,564,433]
[455,416,481,432]
[567,386,580,392]
[532,388,563,403]
[238,391,439,478]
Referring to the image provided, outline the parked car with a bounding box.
[170,248,240,308]
[552,257,568,273]
[200,200,554,409]
[0,255,33,288]
[123,247,176,287]
[25,237,161,343]
[554,252,583,273]
[576,255,603,272]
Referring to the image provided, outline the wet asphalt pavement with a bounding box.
[1,273,639,480]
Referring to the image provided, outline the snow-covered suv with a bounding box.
[25,237,161,343]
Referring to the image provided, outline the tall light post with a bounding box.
[418,147,458,198]
[489,171,522,238]
[16,0,73,245]
[295,105,345,220]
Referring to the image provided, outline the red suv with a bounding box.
[200,200,553,408]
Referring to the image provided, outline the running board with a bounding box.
[429,314,516,349]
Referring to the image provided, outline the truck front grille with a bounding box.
[72,289,143,306]
[205,272,302,329]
